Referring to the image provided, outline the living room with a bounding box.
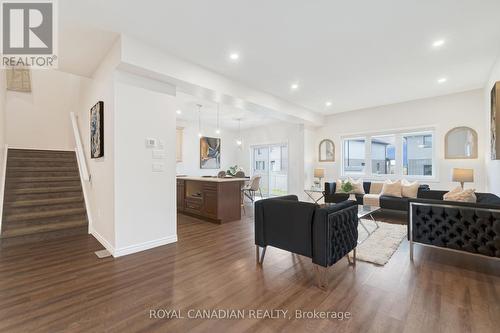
[0,1,499,332]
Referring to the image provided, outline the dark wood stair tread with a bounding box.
[2,148,88,243]
[9,186,82,194]
[1,220,87,238]
[7,167,78,172]
[7,176,81,183]
[4,207,86,223]
[5,196,83,207]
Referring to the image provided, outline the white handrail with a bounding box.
[70,112,91,182]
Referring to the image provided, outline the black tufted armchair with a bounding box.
[254,195,358,288]
[408,191,500,260]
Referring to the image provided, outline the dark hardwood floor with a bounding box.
[0,205,499,332]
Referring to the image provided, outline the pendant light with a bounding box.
[197,104,202,138]
[215,103,221,135]
[236,118,242,146]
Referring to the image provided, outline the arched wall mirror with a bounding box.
[445,127,478,159]
[319,139,335,162]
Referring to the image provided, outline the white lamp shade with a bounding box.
[452,168,474,183]
[314,168,325,178]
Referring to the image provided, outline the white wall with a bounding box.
[113,71,177,255]
[77,40,120,251]
[304,126,316,189]
[236,122,306,198]
[5,69,84,150]
[0,69,6,229]
[176,119,238,176]
[311,89,487,191]
[485,55,500,195]
[0,69,6,161]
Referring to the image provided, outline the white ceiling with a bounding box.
[60,0,500,114]
[175,92,280,130]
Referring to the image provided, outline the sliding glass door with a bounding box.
[251,143,288,197]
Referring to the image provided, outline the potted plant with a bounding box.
[340,180,357,201]
[226,165,243,176]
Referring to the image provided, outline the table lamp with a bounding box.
[452,168,474,189]
[314,168,325,188]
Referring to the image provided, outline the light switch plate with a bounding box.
[152,163,164,172]
[152,150,165,159]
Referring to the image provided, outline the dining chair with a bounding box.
[242,175,263,203]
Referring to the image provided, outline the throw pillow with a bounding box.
[335,179,343,193]
[380,180,402,198]
[401,179,419,198]
[369,182,384,194]
[348,177,365,194]
[443,187,477,203]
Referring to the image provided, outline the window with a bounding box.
[403,133,433,177]
[371,135,395,175]
[342,130,435,179]
[251,144,288,197]
[343,138,366,173]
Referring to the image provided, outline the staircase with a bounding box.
[1,149,88,246]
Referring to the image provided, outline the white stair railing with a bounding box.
[70,112,93,232]
[70,112,90,182]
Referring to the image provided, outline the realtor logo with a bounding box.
[1,0,58,68]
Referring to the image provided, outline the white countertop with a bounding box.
[177,176,247,182]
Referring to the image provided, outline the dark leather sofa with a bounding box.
[408,190,500,260]
[254,195,358,288]
[324,181,430,212]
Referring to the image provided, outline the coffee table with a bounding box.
[357,205,381,243]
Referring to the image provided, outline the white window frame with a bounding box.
[341,128,438,182]
[249,142,289,197]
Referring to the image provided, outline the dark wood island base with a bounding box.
[177,177,244,223]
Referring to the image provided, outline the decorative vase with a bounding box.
[349,193,356,201]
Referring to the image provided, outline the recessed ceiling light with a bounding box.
[290,83,299,90]
[325,101,332,107]
[176,109,182,114]
[432,39,445,48]
[229,53,239,61]
[437,77,447,84]
[216,129,221,134]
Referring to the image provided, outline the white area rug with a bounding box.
[351,219,407,266]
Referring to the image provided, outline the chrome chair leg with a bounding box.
[256,245,267,265]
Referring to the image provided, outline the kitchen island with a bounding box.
[176,176,245,223]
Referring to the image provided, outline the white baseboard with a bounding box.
[113,235,178,257]
[89,227,116,256]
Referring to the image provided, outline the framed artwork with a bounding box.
[90,101,104,159]
[319,139,335,162]
[200,136,221,169]
[492,82,500,160]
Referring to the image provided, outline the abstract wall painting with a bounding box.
[90,101,104,159]
[200,137,221,169]
[491,82,500,160]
